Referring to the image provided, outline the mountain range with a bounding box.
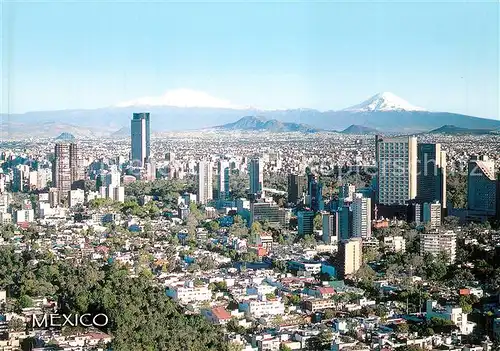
[1,90,499,138]
[428,124,500,135]
[215,116,319,133]
[340,124,379,135]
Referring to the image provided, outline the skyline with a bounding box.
[1,1,499,119]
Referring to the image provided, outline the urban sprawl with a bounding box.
[0,112,500,351]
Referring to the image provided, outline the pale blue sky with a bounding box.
[1,0,499,118]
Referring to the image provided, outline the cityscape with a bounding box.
[1,1,500,351]
[0,108,499,350]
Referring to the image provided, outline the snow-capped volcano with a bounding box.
[115,88,246,109]
[343,92,426,112]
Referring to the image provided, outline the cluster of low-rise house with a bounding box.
[1,196,500,350]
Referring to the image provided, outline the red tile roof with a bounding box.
[318,287,335,295]
[211,307,231,320]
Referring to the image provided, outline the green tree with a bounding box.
[17,295,34,309]
[305,330,332,351]
[302,234,316,248]
[313,214,322,230]
[323,309,335,320]
[459,295,474,314]
[272,259,288,273]
[59,263,231,351]
[355,263,376,284]
[443,216,460,229]
[394,323,410,334]
[208,221,220,232]
[447,172,467,209]
[8,317,25,332]
[249,222,262,244]
[423,252,448,281]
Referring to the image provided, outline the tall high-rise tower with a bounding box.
[337,238,362,279]
[307,173,323,211]
[322,212,339,244]
[249,158,263,197]
[217,160,230,200]
[130,113,151,166]
[417,143,447,208]
[467,155,496,216]
[352,193,372,238]
[53,141,83,202]
[287,173,306,205]
[376,135,417,205]
[197,161,213,204]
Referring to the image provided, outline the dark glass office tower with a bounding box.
[131,112,151,166]
[417,143,446,208]
[287,173,306,205]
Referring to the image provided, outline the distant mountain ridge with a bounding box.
[341,124,379,134]
[428,124,500,135]
[55,132,76,141]
[1,92,500,138]
[111,126,131,138]
[216,116,320,133]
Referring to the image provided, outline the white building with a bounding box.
[383,235,406,253]
[38,202,54,219]
[38,193,49,203]
[197,161,213,205]
[420,230,456,264]
[338,238,362,278]
[15,209,34,223]
[68,189,85,207]
[376,136,417,205]
[112,186,125,203]
[99,186,107,199]
[105,166,121,188]
[36,168,51,189]
[166,282,212,304]
[97,184,125,203]
[28,171,38,189]
[217,160,230,200]
[243,296,285,317]
[0,193,12,214]
[339,183,356,202]
[426,300,476,335]
[0,212,12,225]
[352,193,371,238]
[423,201,442,229]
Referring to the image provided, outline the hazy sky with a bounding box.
[1,0,499,118]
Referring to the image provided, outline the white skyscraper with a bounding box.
[36,168,50,189]
[249,158,263,196]
[197,161,213,204]
[68,189,85,207]
[352,193,372,238]
[376,135,417,205]
[105,166,121,188]
[217,160,230,200]
[112,186,125,203]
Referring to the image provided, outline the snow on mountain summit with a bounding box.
[344,92,427,112]
[115,89,246,109]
